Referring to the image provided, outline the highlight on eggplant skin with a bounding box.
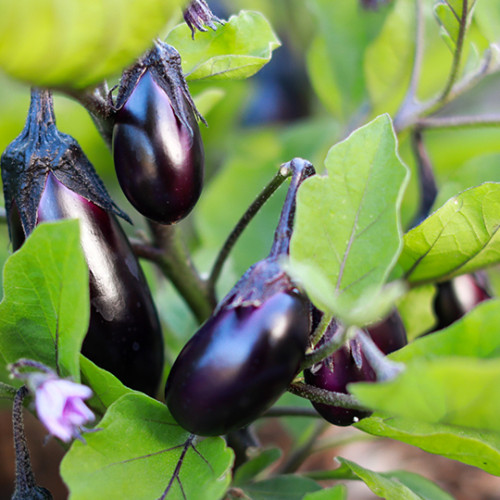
[305,310,407,427]
[11,173,164,396]
[112,63,204,225]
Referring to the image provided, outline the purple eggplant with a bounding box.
[2,89,164,396]
[165,158,315,436]
[432,274,491,331]
[112,43,204,225]
[305,310,407,426]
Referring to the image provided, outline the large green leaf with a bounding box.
[398,183,500,285]
[397,284,436,340]
[392,298,500,362]
[79,355,132,415]
[0,221,88,380]
[290,115,409,322]
[364,0,414,115]
[328,458,453,500]
[0,0,186,89]
[351,357,500,433]
[306,0,389,120]
[166,11,280,81]
[358,415,500,476]
[60,393,234,500]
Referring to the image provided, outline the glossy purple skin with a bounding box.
[11,173,164,396]
[165,292,310,436]
[112,70,204,224]
[305,311,407,427]
[433,274,491,330]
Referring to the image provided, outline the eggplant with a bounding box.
[305,310,407,426]
[2,89,164,396]
[165,158,315,435]
[113,43,204,225]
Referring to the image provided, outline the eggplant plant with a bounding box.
[0,1,499,499]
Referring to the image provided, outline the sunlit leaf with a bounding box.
[0,221,88,380]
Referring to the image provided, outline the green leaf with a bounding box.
[357,415,500,476]
[306,1,389,120]
[242,476,322,500]
[475,0,500,43]
[333,457,453,500]
[351,357,500,433]
[0,0,186,89]
[434,0,477,47]
[392,298,500,362]
[79,355,132,415]
[166,11,280,81]
[397,284,437,340]
[193,88,226,116]
[290,115,409,320]
[364,0,414,115]
[398,183,500,285]
[0,221,88,380]
[303,485,347,500]
[233,448,282,486]
[60,393,234,500]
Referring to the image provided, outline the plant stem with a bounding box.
[11,386,52,500]
[355,329,404,381]
[288,382,367,412]
[61,86,115,148]
[301,323,347,371]
[262,406,321,418]
[416,114,500,129]
[208,165,292,291]
[277,420,329,475]
[309,312,335,348]
[438,0,469,105]
[147,222,215,323]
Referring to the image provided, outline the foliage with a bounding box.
[1,0,500,498]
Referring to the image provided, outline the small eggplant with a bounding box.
[2,89,164,396]
[305,311,407,426]
[112,42,204,225]
[165,158,315,436]
[432,274,491,331]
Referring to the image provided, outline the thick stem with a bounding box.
[268,158,315,259]
[148,222,214,323]
[288,382,367,412]
[208,165,292,290]
[61,86,115,148]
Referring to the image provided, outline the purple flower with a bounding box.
[9,358,95,442]
[33,377,95,442]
